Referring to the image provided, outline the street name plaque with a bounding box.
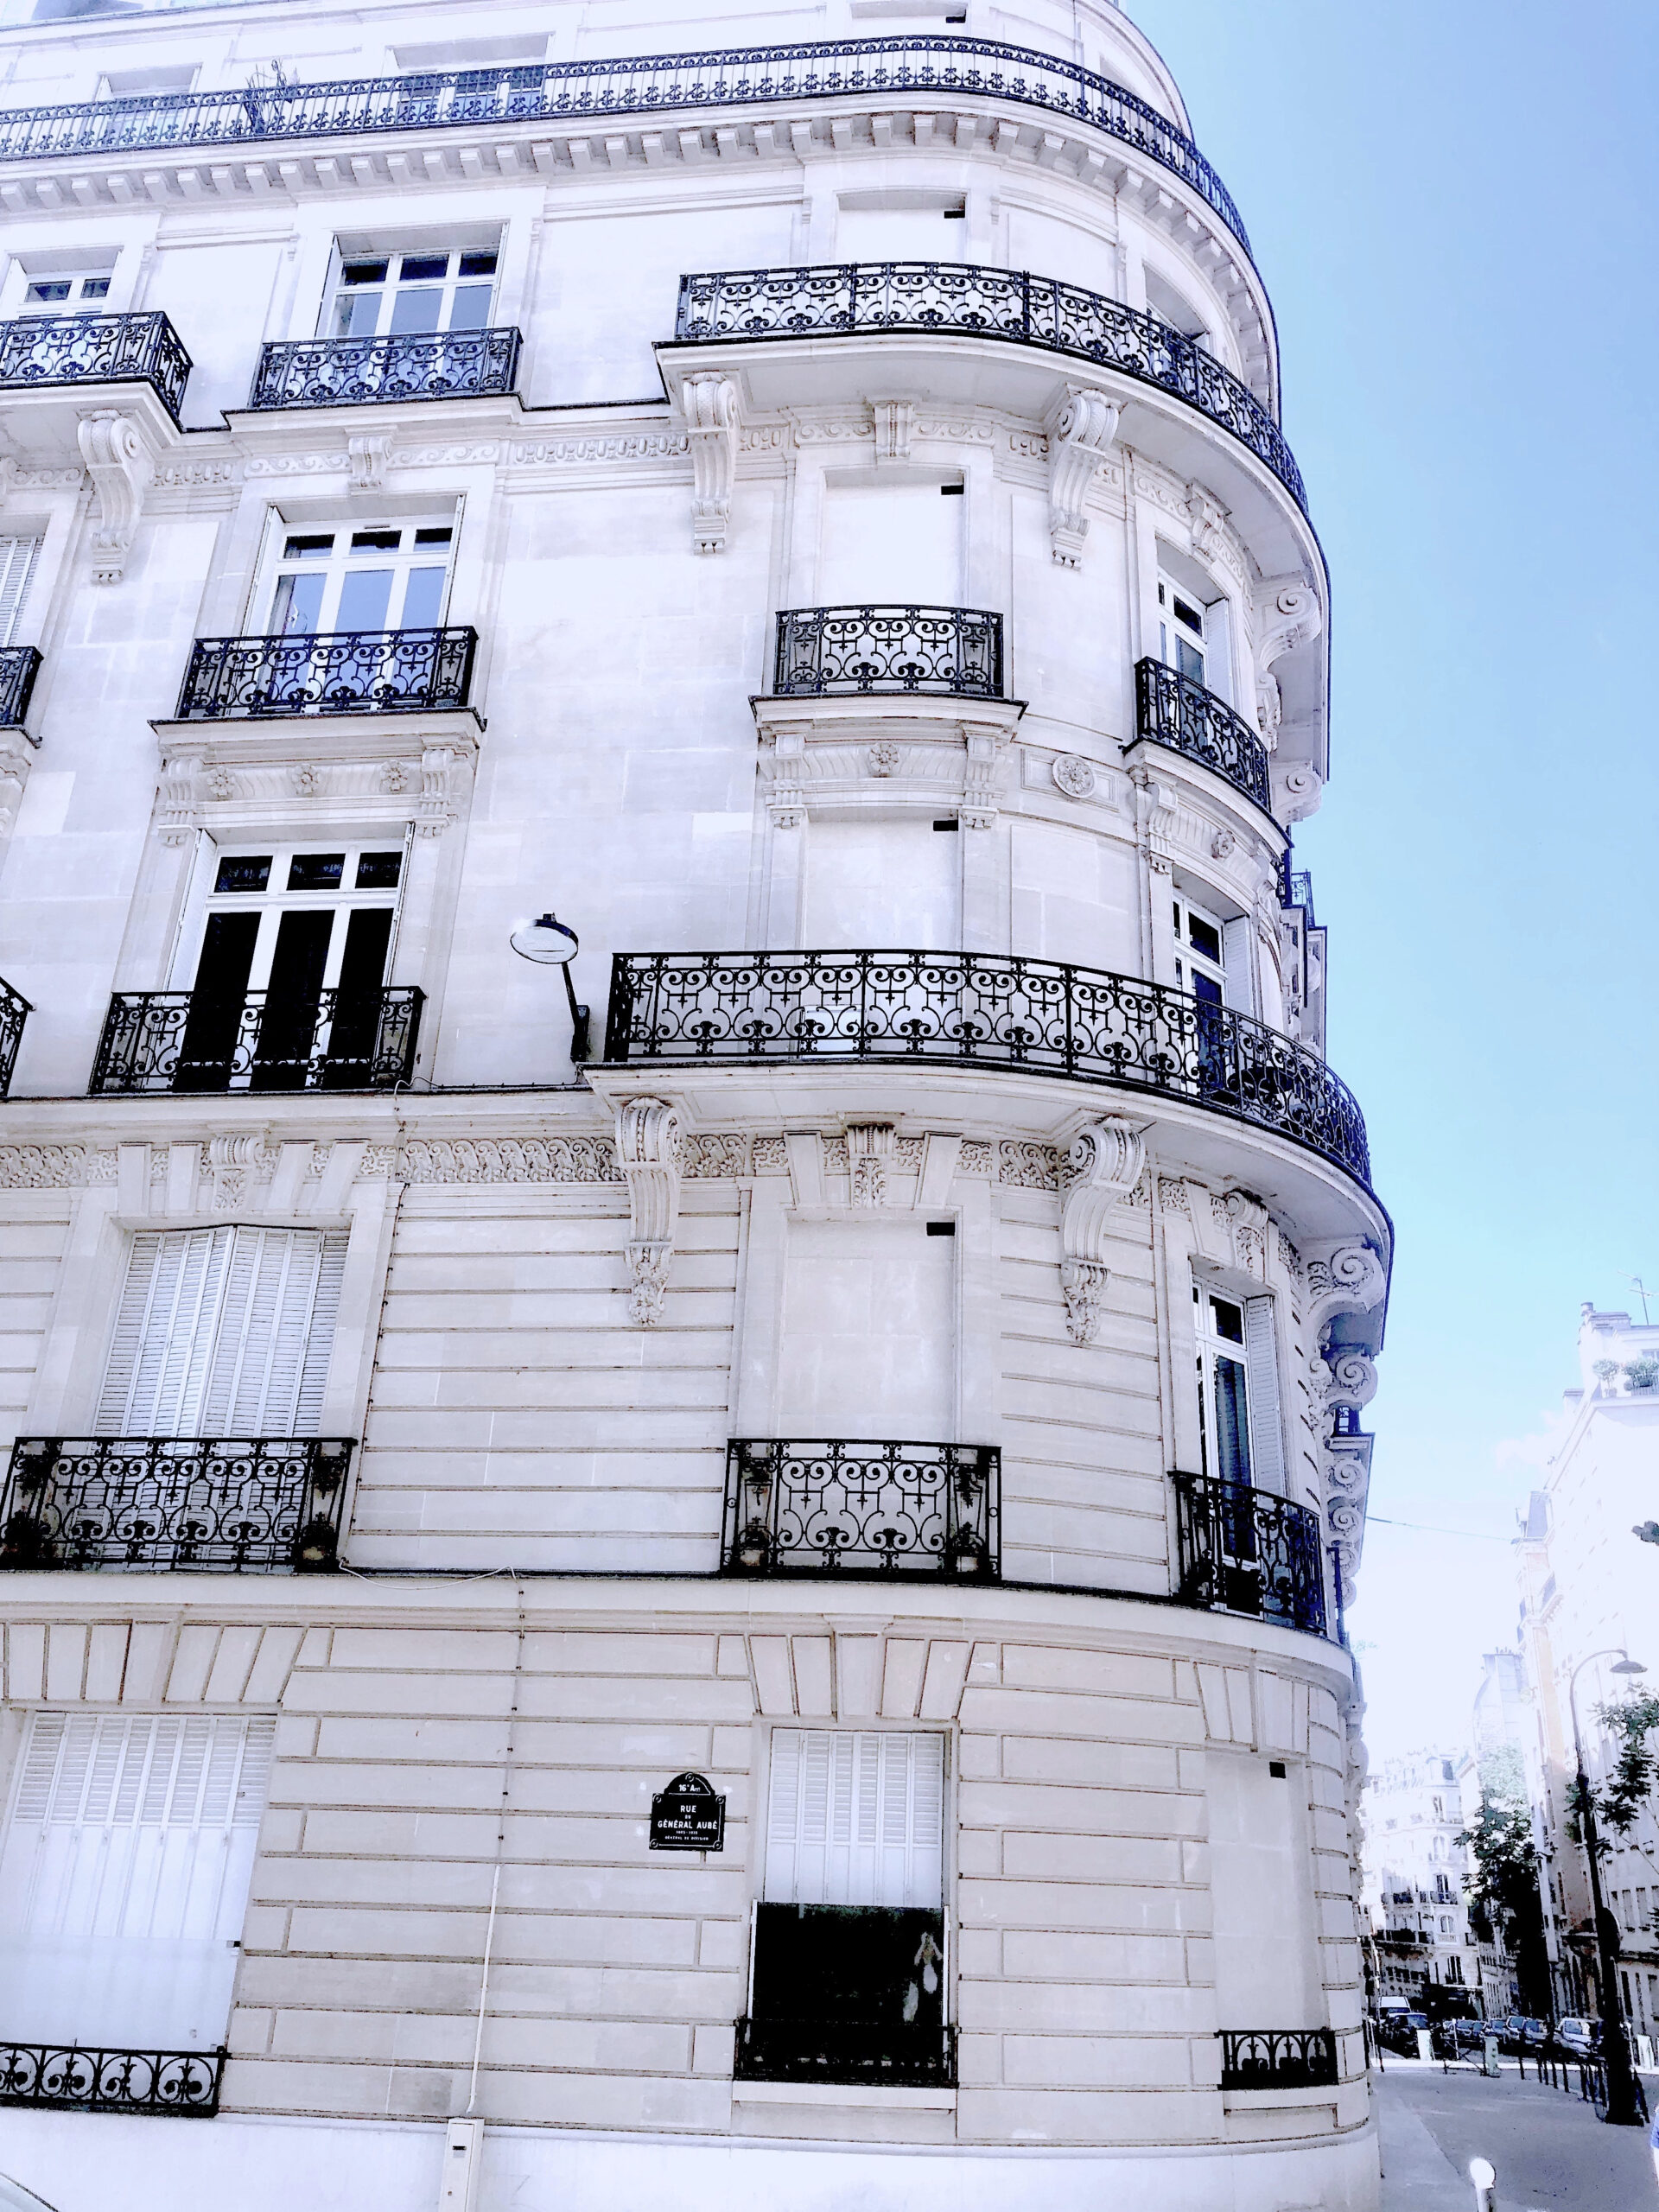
[650,1771,726,1852]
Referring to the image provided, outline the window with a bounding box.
[97,1225,347,1437]
[0,1712,274,2050]
[1173,890,1227,1007]
[1194,1283,1285,1492]
[326,246,498,339]
[178,842,404,1090]
[18,270,113,315]
[265,523,454,636]
[743,1730,949,2081]
[0,534,42,647]
[1158,570,1207,684]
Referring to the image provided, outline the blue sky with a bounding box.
[1126,0,1659,1758]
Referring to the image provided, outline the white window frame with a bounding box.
[17,269,115,315]
[1172,888,1228,1002]
[321,242,501,340]
[171,838,408,996]
[1157,569,1209,687]
[255,517,458,639]
[0,533,43,648]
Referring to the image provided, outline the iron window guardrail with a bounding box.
[89,985,423,1095]
[247,327,522,410]
[177,627,477,718]
[734,2016,957,2088]
[0,2042,225,2116]
[1219,2029,1338,2091]
[673,263,1303,512]
[0,37,1250,254]
[0,644,42,728]
[604,950,1370,1187]
[772,604,1003,697]
[0,974,30,1099]
[0,311,192,424]
[722,1439,999,1578]
[1173,1468,1328,1637]
[0,1436,353,1573]
[1134,656,1273,816]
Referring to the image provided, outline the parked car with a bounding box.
[1498,2015,1548,2054]
[1555,2017,1600,2057]
[1376,2010,1428,2056]
[1449,2018,1490,2052]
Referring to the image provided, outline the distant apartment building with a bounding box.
[1454,1649,1535,2018]
[1516,1305,1659,2036]
[1362,1751,1479,2006]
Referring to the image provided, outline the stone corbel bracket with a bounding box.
[1058,1116,1146,1344]
[615,1096,683,1325]
[961,715,1011,830]
[347,430,392,494]
[679,373,741,554]
[1045,387,1122,569]
[77,409,155,585]
[1305,1237,1387,1593]
[1254,575,1323,749]
[869,398,914,467]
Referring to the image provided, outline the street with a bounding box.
[1378,2060,1659,2210]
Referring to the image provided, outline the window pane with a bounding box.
[334,569,394,631]
[1211,1297,1245,1344]
[389,288,442,334]
[1173,594,1204,635]
[398,254,450,283]
[1187,913,1222,962]
[448,284,493,329]
[348,529,400,553]
[457,250,498,277]
[213,855,271,894]
[1176,638,1205,683]
[333,290,381,339]
[414,526,453,548]
[1213,1353,1252,1484]
[26,281,71,302]
[340,260,389,285]
[399,565,446,628]
[355,851,403,889]
[80,276,111,300]
[287,853,345,892]
[1192,972,1224,1007]
[283,534,334,559]
[271,571,326,635]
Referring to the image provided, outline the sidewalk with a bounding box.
[1377,2076,1471,2210]
[1378,2060,1659,2212]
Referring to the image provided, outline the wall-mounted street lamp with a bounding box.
[510,912,590,1064]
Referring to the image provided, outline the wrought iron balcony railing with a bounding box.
[0,975,29,1099]
[1173,1469,1328,1637]
[0,1436,353,1573]
[1219,2029,1338,2091]
[734,2016,956,2088]
[773,605,1003,698]
[606,951,1370,1185]
[1135,657,1272,815]
[177,627,476,718]
[676,264,1303,511]
[0,645,41,728]
[0,2042,224,2116]
[0,312,191,424]
[722,1439,999,1579]
[90,986,423,1095]
[0,38,1249,253]
[248,327,522,410]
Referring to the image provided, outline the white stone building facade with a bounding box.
[0,0,1389,2207]
[1361,1751,1478,2009]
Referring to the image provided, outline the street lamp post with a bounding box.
[509,912,590,1065]
[1567,1648,1648,2126]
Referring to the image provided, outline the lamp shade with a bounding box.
[510,913,580,966]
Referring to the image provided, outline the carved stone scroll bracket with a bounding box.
[1058,1116,1146,1344]
[347,430,391,494]
[1254,575,1324,746]
[1046,388,1122,569]
[1306,1239,1386,1341]
[615,1096,683,1325]
[680,373,741,554]
[868,398,914,467]
[77,410,154,585]
[961,720,1011,830]
[156,753,203,846]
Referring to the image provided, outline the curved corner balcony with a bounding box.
[722,1438,999,1579]
[605,950,1370,1186]
[1134,657,1273,818]
[0,38,1249,254]
[673,263,1303,513]
[1173,1469,1328,1637]
[177,627,476,719]
[248,327,523,410]
[0,309,191,425]
[773,605,1003,698]
[0,645,41,729]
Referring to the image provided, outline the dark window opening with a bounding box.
[213,855,271,894]
[739,1904,950,2086]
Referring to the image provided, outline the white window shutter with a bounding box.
[0,534,42,647]
[291,1230,346,1433]
[765,1732,944,1909]
[1243,1294,1287,1494]
[97,1228,235,1435]
[1221,916,1255,1014]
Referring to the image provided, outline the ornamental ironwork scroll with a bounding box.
[1173,1469,1328,1637]
[1219,2028,1338,2090]
[178,627,476,718]
[734,2016,957,2088]
[0,1437,353,1573]
[0,974,30,1100]
[91,987,423,1095]
[0,2042,225,2115]
[773,606,1003,698]
[0,646,42,731]
[1134,657,1272,816]
[606,950,1370,1187]
[721,1438,999,1579]
[0,312,191,423]
[249,329,522,410]
[675,264,1303,512]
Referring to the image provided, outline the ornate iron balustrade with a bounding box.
[0,312,191,423]
[606,951,1370,1185]
[0,39,1249,252]
[1173,1469,1328,1637]
[1219,2029,1338,2091]
[0,2042,224,2115]
[248,327,522,410]
[734,2016,956,2088]
[0,645,41,728]
[0,975,29,1099]
[178,626,476,718]
[1135,657,1271,814]
[723,1439,998,1579]
[90,986,423,1095]
[676,264,1302,511]
[774,605,1003,697]
[0,1436,353,1573]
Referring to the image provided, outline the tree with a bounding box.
[1459,1749,1552,2017]
[1567,1692,1659,1847]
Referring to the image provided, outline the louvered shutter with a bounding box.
[1243,1294,1287,1494]
[100,1227,346,1438]
[0,1711,275,2048]
[1221,915,1255,1014]
[765,1731,944,1909]
[0,534,41,647]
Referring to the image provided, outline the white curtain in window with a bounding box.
[1243,1294,1286,1494]
[0,534,42,647]
[96,1226,347,1437]
[0,1711,275,2048]
[764,1730,944,1909]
